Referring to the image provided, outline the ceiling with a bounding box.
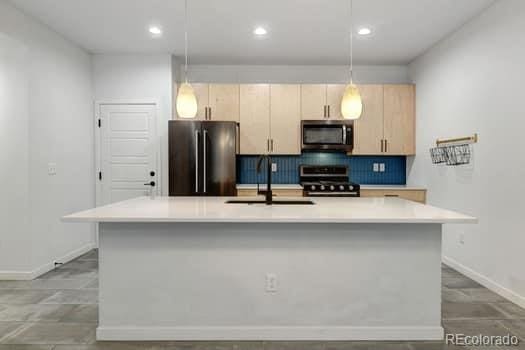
[9,0,496,65]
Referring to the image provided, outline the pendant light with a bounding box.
[341,0,363,120]
[176,0,198,119]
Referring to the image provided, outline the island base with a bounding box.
[97,222,443,341]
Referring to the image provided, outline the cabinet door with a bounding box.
[300,84,327,120]
[326,84,346,119]
[209,84,240,122]
[270,84,301,155]
[353,85,384,155]
[176,83,208,120]
[239,84,270,155]
[383,84,415,155]
[360,189,426,204]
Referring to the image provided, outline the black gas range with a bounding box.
[300,165,360,197]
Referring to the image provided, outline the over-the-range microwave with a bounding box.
[301,120,354,152]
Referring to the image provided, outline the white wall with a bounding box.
[0,33,30,273]
[408,0,525,306]
[182,64,410,84]
[93,54,173,195]
[0,0,95,278]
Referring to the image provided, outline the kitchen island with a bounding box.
[64,196,476,341]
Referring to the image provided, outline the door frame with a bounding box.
[94,100,162,207]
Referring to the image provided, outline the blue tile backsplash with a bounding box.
[237,153,406,185]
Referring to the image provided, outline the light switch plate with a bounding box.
[266,273,278,293]
[379,163,386,172]
[272,163,278,172]
[48,163,57,175]
[373,163,379,172]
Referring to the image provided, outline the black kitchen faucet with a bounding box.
[256,154,273,205]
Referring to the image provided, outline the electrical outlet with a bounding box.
[373,163,379,172]
[48,163,57,175]
[379,163,386,172]
[271,163,278,172]
[265,273,278,293]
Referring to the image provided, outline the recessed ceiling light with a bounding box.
[149,26,163,37]
[357,27,372,36]
[253,27,268,36]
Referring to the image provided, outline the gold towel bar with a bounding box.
[436,133,478,146]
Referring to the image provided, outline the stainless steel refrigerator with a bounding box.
[169,120,237,196]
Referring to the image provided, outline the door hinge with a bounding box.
[98,171,102,181]
[98,119,101,128]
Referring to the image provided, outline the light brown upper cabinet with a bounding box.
[300,85,326,120]
[300,84,345,120]
[383,84,415,155]
[353,85,384,154]
[326,84,346,119]
[175,83,209,120]
[239,84,270,155]
[239,84,301,155]
[270,84,301,155]
[177,83,240,121]
[208,84,240,122]
[353,84,415,156]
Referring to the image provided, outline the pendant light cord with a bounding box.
[349,0,354,84]
[184,0,189,83]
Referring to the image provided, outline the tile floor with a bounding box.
[0,250,524,349]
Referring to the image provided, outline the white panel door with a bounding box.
[99,104,158,205]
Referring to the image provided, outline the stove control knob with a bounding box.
[310,185,316,191]
[339,185,345,191]
[320,185,326,191]
[329,185,335,191]
[348,185,354,191]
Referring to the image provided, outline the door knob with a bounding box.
[144,181,156,187]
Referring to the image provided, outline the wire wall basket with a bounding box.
[430,147,447,164]
[429,134,477,166]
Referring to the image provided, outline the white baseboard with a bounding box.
[0,242,96,281]
[96,326,444,341]
[443,255,525,309]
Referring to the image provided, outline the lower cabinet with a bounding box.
[237,188,303,197]
[238,188,426,204]
[360,189,427,204]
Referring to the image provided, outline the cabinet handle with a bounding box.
[327,105,330,118]
[271,139,274,152]
[385,139,388,153]
[323,105,326,118]
[267,139,270,152]
[195,130,200,192]
[203,129,208,193]
[209,107,212,120]
[381,140,384,153]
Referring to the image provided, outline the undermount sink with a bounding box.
[226,199,315,205]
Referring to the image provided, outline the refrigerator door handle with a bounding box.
[195,130,199,193]
[203,129,208,193]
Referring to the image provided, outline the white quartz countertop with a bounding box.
[63,196,475,224]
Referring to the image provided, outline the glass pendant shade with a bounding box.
[176,83,198,119]
[341,83,363,120]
